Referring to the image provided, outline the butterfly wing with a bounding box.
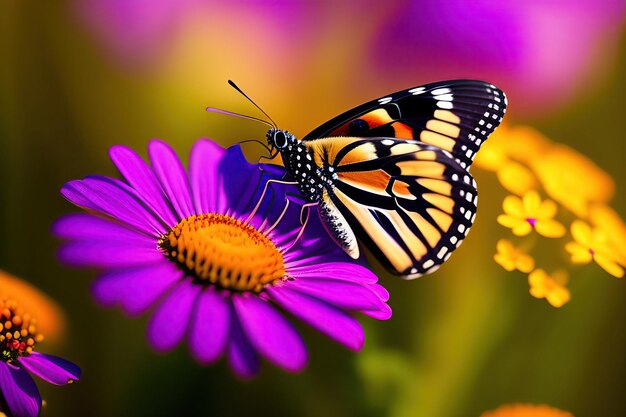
[303,80,506,170]
[304,137,477,278]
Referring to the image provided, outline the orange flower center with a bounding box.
[1,297,44,362]
[526,217,537,227]
[159,214,286,293]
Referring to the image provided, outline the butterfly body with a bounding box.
[267,80,506,278]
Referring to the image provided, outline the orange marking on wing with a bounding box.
[338,170,391,196]
[417,178,453,196]
[426,208,453,232]
[338,142,378,167]
[305,137,364,167]
[404,209,442,248]
[360,109,393,128]
[391,121,413,138]
[396,160,446,178]
[392,180,416,200]
[329,109,393,136]
[420,130,456,151]
[423,193,455,213]
[333,188,413,272]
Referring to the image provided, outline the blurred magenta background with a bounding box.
[1,1,625,416]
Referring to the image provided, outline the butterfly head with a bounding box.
[267,129,296,152]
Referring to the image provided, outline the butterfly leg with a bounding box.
[244,178,299,224]
[284,191,309,205]
[283,202,318,252]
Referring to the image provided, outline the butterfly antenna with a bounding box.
[228,80,277,128]
[205,107,274,128]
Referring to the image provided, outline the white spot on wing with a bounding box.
[431,88,451,95]
[436,94,453,101]
[409,87,426,95]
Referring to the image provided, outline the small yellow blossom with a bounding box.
[497,191,566,238]
[565,220,624,278]
[494,239,535,273]
[473,124,512,171]
[590,204,626,266]
[502,126,552,165]
[496,161,538,196]
[474,124,551,171]
[531,144,614,217]
[480,403,574,417]
[528,269,571,308]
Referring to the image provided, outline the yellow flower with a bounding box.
[565,220,625,278]
[497,191,566,238]
[494,239,535,273]
[496,161,538,196]
[531,144,614,218]
[473,124,512,171]
[590,204,626,266]
[0,269,66,344]
[528,269,570,308]
[474,124,551,171]
[480,403,574,417]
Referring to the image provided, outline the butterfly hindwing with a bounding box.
[303,80,507,170]
[304,137,477,278]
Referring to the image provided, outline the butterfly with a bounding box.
[266,80,507,278]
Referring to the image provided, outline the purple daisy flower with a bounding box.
[0,297,80,417]
[54,139,391,378]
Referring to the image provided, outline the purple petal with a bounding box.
[234,294,307,373]
[58,240,163,268]
[188,289,230,364]
[61,176,165,235]
[370,283,390,302]
[92,261,183,316]
[18,352,80,386]
[148,139,194,219]
[267,286,364,351]
[109,145,178,226]
[227,307,260,379]
[0,361,41,417]
[52,213,155,242]
[287,263,378,284]
[189,139,226,215]
[283,279,388,314]
[360,303,393,320]
[146,279,201,352]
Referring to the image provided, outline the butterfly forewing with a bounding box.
[303,80,506,170]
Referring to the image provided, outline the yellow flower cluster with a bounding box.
[476,124,626,307]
